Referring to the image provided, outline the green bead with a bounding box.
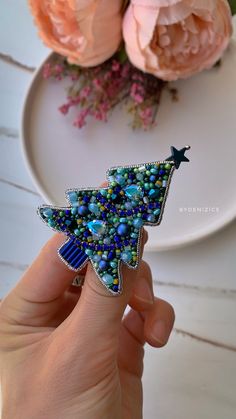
[165,163,171,170]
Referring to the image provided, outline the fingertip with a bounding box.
[143,298,175,348]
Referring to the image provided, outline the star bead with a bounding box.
[38,146,190,296]
[166,146,191,169]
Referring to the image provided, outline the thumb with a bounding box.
[66,230,148,341]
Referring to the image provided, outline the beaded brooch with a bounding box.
[38,146,190,295]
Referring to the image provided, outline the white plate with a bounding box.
[21,44,236,251]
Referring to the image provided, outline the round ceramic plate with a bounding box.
[21,43,236,251]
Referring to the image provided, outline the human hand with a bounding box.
[0,231,175,419]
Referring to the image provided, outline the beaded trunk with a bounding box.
[38,150,188,295]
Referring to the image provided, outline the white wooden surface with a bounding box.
[0,2,235,418]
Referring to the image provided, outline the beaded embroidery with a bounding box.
[38,146,190,295]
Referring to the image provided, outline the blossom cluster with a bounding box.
[43,55,166,130]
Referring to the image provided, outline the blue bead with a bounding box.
[87,220,107,237]
[117,223,129,236]
[116,175,126,185]
[133,218,143,229]
[149,189,159,198]
[150,175,156,182]
[159,170,165,176]
[124,184,143,200]
[114,235,121,243]
[102,274,114,285]
[99,260,107,271]
[108,251,115,260]
[113,285,119,292]
[125,202,133,210]
[78,205,88,216]
[65,220,71,226]
[42,208,53,218]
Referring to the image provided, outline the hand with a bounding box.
[0,232,175,419]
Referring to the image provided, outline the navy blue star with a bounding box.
[166,146,191,169]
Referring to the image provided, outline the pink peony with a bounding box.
[29,0,123,67]
[123,0,233,81]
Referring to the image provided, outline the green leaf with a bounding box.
[228,0,236,15]
[117,47,128,64]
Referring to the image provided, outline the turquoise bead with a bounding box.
[71,208,77,215]
[124,185,143,200]
[154,209,161,216]
[133,218,143,229]
[43,208,53,218]
[117,167,125,175]
[121,251,132,263]
[68,191,78,202]
[147,215,156,223]
[149,189,159,198]
[136,173,144,181]
[100,189,107,196]
[88,203,100,215]
[110,261,117,269]
[93,254,101,262]
[150,167,158,174]
[102,274,114,285]
[74,229,80,236]
[48,219,56,227]
[87,220,107,237]
[85,249,93,256]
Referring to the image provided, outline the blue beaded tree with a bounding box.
[38,146,190,295]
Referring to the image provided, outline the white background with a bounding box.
[0,2,236,418]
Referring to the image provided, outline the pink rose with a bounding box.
[123,0,233,81]
[29,0,123,67]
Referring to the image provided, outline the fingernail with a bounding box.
[151,320,169,345]
[134,278,154,305]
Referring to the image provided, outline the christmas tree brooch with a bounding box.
[38,146,190,295]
